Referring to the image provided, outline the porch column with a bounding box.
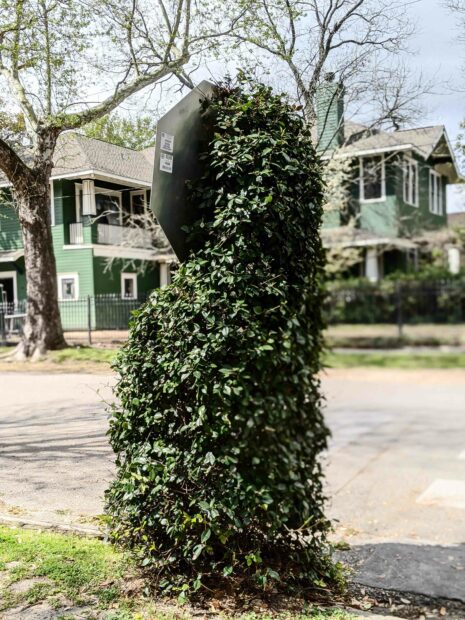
[365,248,379,282]
[159,262,171,288]
[448,247,461,275]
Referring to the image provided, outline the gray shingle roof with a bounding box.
[339,123,446,159]
[0,132,154,186]
[52,132,154,184]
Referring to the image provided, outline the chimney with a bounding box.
[316,73,344,153]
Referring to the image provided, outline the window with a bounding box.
[130,190,148,217]
[0,271,18,304]
[429,170,443,215]
[58,274,79,301]
[121,273,137,299]
[403,158,418,207]
[360,155,384,201]
[75,183,122,224]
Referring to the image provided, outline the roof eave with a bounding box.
[323,143,422,160]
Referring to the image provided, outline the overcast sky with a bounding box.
[405,0,465,211]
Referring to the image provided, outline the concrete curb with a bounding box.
[0,513,101,537]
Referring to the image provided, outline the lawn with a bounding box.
[0,526,357,620]
[0,345,116,373]
[326,351,465,369]
[2,344,465,372]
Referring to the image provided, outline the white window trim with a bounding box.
[58,273,79,301]
[50,181,56,226]
[403,157,419,207]
[75,183,123,223]
[121,272,138,300]
[130,189,148,216]
[0,270,18,303]
[429,170,443,215]
[359,155,386,203]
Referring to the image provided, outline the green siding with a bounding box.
[359,157,399,237]
[316,81,344,152]
[360,196,399,237]
[0,193,22,250]
[93,257,160,296]
[323,152,449,238]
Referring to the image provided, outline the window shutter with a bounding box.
[82,180,96,215]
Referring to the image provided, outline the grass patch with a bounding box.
[326,351,465,369]
[0,527,356,619]
[49,346,116,365]
[0,526,128,613]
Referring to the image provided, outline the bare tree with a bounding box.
[235,0,422,128]
[0,0,242,359]
[321,154,363,275]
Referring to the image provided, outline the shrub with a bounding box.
[105,79,335,597]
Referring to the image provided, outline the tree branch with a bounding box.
[0,135,31,185]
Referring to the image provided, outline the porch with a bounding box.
[68,221,156,249]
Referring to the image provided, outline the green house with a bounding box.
[317,79,461,280]
[0,133,175,329]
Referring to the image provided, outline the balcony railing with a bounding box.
[97,223,153,248]
[68,222,155,249]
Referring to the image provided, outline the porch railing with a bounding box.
[97,223,153,249]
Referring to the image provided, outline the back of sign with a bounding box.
[150,81,217,262]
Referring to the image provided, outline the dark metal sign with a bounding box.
[150,80,217,262]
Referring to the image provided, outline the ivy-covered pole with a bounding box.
[106,79,338,597]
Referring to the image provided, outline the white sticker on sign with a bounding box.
[161,132,174,153]
[160,152,173,173]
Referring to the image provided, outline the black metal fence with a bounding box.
[2,283,464,347]
[0,294,147,346]
[326,281,465,330]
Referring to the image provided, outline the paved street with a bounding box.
[324,368,465,602]
[0,373,114,526]
[0,368,465,600]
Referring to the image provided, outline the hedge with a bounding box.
[105,79,337,597]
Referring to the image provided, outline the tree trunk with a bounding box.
[14,170,66,359]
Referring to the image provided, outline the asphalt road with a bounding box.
[1,368,465,600]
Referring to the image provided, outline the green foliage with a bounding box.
[326,276,465,324]
[82,113,157,150]
[106,80,336,596]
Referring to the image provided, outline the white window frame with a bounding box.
[0,270,18,304]
[50,181,56,226]
[75,183,123,223]
[130,189,148,216]
[429,170,443,215]
[121,272,138,300]
[58,273,79,301]
[359,155,386,203]
[403,157,419,207]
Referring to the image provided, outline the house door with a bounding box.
[0,276,15,304]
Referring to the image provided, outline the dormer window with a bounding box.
[360,155,385,202]
[403,158,419,207]
[429,170,443,215]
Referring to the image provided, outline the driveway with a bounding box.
[1,368,465,600]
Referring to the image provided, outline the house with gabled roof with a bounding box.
[317,78,462,280]
[0,132,175,326]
